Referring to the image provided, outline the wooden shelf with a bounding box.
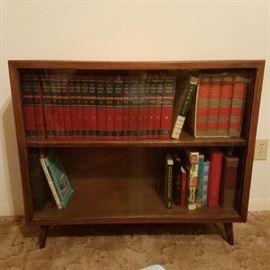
[33,175,241,226]
[26,131,246,148]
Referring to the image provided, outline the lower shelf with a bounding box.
[32,176,241,226]
[30,147,242,226]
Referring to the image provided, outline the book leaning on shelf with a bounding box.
[171,76,199,139]
[40,150,74,209]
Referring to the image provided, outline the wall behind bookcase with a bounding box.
[0,1,269,215]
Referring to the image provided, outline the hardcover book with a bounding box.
[219,156,239,209]
[171,76,199,139]
[207,150,223,208]
[40,150,74,208]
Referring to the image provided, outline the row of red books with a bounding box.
[186,73,247,137]
[21,73,176,141]
[161,149,239,210]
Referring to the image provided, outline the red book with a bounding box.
[81,76,91,140]
[207,151,223,208]
[21,73,36,140]
[50,75,65,140]
[207,77,222,136]
[180,166,187,207]
[229,76,246,137]
[68,77,77,140]
[219,156,239,210]
[105,78,114,140]
[61,76,72,140]
[154,79,163,139]
[128,78,138,140]
[31,74,45,139]
[137,79,145,140]
[217,76,233,136]
[88,77,97,140]
[114,77,123,140]
[74,76,83,139]
[41,75,55,139]
[195,76,210,137]
[160,77,176,140]
[148,77,156,139]
[122,78,129,140]
[96,78,106,140]
[141,78,150,139]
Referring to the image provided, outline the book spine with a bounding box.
[180,166,187,207]
[88,78,97,139]
[186,150,199,210]
[81,76,91,139]
[122,78,129,140]
[114,77,123,140]
[208,151,223,208]
[154,79,163,139]
[142,78,150,139]
[21,74,36,140]
[128,78,138,140]
[40,158,63,209]
[217,76,233,136]
[74,76,83,139]
[164,154,174,209]
[50,76,61,139]
[41,76,55,139]
[173,153,181,205]
[96,78,106,139]
[61,77,72,140]
[229,76,246,137]
[32,74,45,139]
[219,156,239,209]
[196,154,204,208]
[206,77,222,136]
[105,78,114,140]
[160,77,176,140]
[68,77,77,140]
[195,76,210,137]
[148,77,156,139]
[202,160,209,206]
[137,79,145,139]
[171,76,198,139]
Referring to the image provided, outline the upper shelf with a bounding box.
[26,130,245,148]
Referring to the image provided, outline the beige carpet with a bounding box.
[0,212,270,270]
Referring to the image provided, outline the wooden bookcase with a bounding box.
[9,60,265,248]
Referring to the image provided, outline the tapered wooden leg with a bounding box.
[224,223,234,245]
[38,225,49,249]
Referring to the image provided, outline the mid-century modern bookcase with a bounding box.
[9,60,265,248]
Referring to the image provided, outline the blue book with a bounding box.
[202,160,210,206]
[196,154,204,208]
[41,150,74,208]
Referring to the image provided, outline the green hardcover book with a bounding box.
[41,150,74,208]
[171,76,199,139]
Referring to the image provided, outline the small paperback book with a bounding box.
[40,150,74,209]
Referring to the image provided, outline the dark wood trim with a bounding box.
[240,61,265,220]
[224,223,234,245]
[38,225,49,249]
[8,62,33,222]
[8,60,265,70]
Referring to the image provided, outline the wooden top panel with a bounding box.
[9,60,265,70]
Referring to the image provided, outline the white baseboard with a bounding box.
[249,199,270,211]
